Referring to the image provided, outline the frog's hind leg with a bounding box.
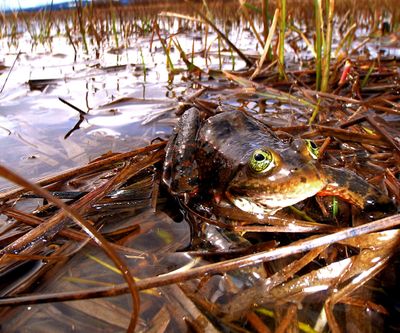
[163,107,201,198]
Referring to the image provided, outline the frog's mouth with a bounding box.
[225,193,277,216]
[225,190,321,216]
[225,164,328,216]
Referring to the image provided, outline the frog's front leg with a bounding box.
[163,107,201,198]
[319,165,396,212]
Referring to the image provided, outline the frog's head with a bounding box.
[226,138,327,216]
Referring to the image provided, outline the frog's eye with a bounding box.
[249,149,275,173]
[305,139,319,159]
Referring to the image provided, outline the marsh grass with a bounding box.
[314,0,323,90]
[360,61,375,88]
[139,47,147,82]
[278,0,286,79]
[239,0,264,48]
[262,0,269,42]
[154,20,174,70]
[110,2,119,49]
[250,8,279,80]
[0,0,397,62]
[309,0,335,123]
[0,0,398,126]
[0,1,399,332]
[321,0,334,92]
[75,0,89,54]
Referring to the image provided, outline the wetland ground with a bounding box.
[0,0,399,332]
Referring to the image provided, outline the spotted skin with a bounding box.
[163,108,394,215]
[163,107,200,195]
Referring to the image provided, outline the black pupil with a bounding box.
[309,141,317,149]
[254,153,265,161]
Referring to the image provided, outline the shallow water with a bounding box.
[0,10,261,189]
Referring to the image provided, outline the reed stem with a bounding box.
[75,0,88,54]
[278,0,286,79]
[314,0,322,90]
[262,0,269,43]
[321,0,334,92]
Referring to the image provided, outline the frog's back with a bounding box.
[199,110,279,165]
[196,111,281,189]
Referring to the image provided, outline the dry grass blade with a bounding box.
[224,71,317,109]
[158,11,200,22]
[163,285,220,332]
[231,224,338,233]
[300,88,400,115]
[311,125,389,147]
[0,141,166,201]
[250,8,279,80]
[239,0,264,48]
[224,245,328,320]
[0,51,20,94]
[278,0,287,79]
[1,149,164,254]
[64,298,133,329]
[334,22,356,57]
[153,19,174,70]
[365,115,400,153]
[184,0,254,67]
[1,214,399,307]
[1,207,139,254]
[289,23,317,58]
[0,163,141,330]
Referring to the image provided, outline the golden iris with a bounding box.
[305,139,319,159]
[249,149,275,173]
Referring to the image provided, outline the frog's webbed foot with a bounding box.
[163,107,201,196]
[320,165,396,212]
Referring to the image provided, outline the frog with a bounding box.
[163,107,394,217]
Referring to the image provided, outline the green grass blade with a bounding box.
[111,3,119,49]
[321,0,335,92]
[250,8,279,80]
[314,0,322,90]
[278,0,286,79]
[361,61,375,88]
